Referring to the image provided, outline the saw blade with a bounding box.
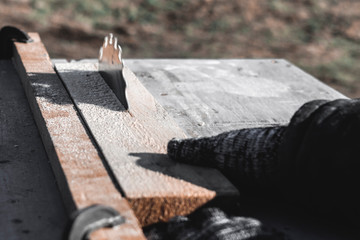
[98,33,129,110]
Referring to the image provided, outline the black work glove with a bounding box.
[168,98,360,218]
[168,125,286,191]
[148,99,360,239]
[145,207,287,240]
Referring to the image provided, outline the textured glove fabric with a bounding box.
[168,99,360,212]
[278,99,360,216]
[163,98,360,239]
[168,126,286,189]
[145,208,287,240]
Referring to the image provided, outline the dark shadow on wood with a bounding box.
[19,70,127,112]
[131,152,238,196]
[132,152,210,188]
[57,68,129,112]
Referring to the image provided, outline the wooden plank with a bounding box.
[123,59,354,239]
[55,58,355,240]
[55,62,239,226]
[125,59,347,137]
[0,60,67,240]
[12,33,145,239]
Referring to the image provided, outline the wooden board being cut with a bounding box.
[125,59,347,137]
[55,62,239,226]
[53,58,356,239]
[13,33,145,239]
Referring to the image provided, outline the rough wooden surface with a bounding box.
[125,59,347,137]
[12,33,145,239]
[0,60,67,240]
[53,58,356,239]
[123,59,355,239]
[56,62,239,226]
[77,58,355,239]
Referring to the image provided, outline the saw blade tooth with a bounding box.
[117,44,122,61]
[118,49,122,62]
[114,37,118,49]
[104,36,108,48]
[99,46,103,60]
[109,33,113,45]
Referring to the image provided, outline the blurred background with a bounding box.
[1,0,360,97]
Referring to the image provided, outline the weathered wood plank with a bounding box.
[55,62,239,226]
[125,59,347,137]
[0,60,67,240]
[123,59,353,239]
[12,33,145,239]
[55,58,354,239]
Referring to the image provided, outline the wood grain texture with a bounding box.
[12,33,145,239]
[125,59,347,137]
[55,62,239,226]
[54,58,355,239]
[0,60,67,240]
[123,59,354,239]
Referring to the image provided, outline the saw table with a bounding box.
[0,33,357,239]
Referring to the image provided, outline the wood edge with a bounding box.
[127,195,214,226]
[127,187,240,226]
[12,43,77,214]
[28,32,41,42]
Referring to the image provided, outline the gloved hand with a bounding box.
[145,207,286,240]
[168,99,360,215]
[146,99,360,239]
[168,125,286,191]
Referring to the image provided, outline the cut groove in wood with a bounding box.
[12,33,145,239]
[55,62,239,226]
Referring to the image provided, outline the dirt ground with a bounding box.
[1,0,360,97]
